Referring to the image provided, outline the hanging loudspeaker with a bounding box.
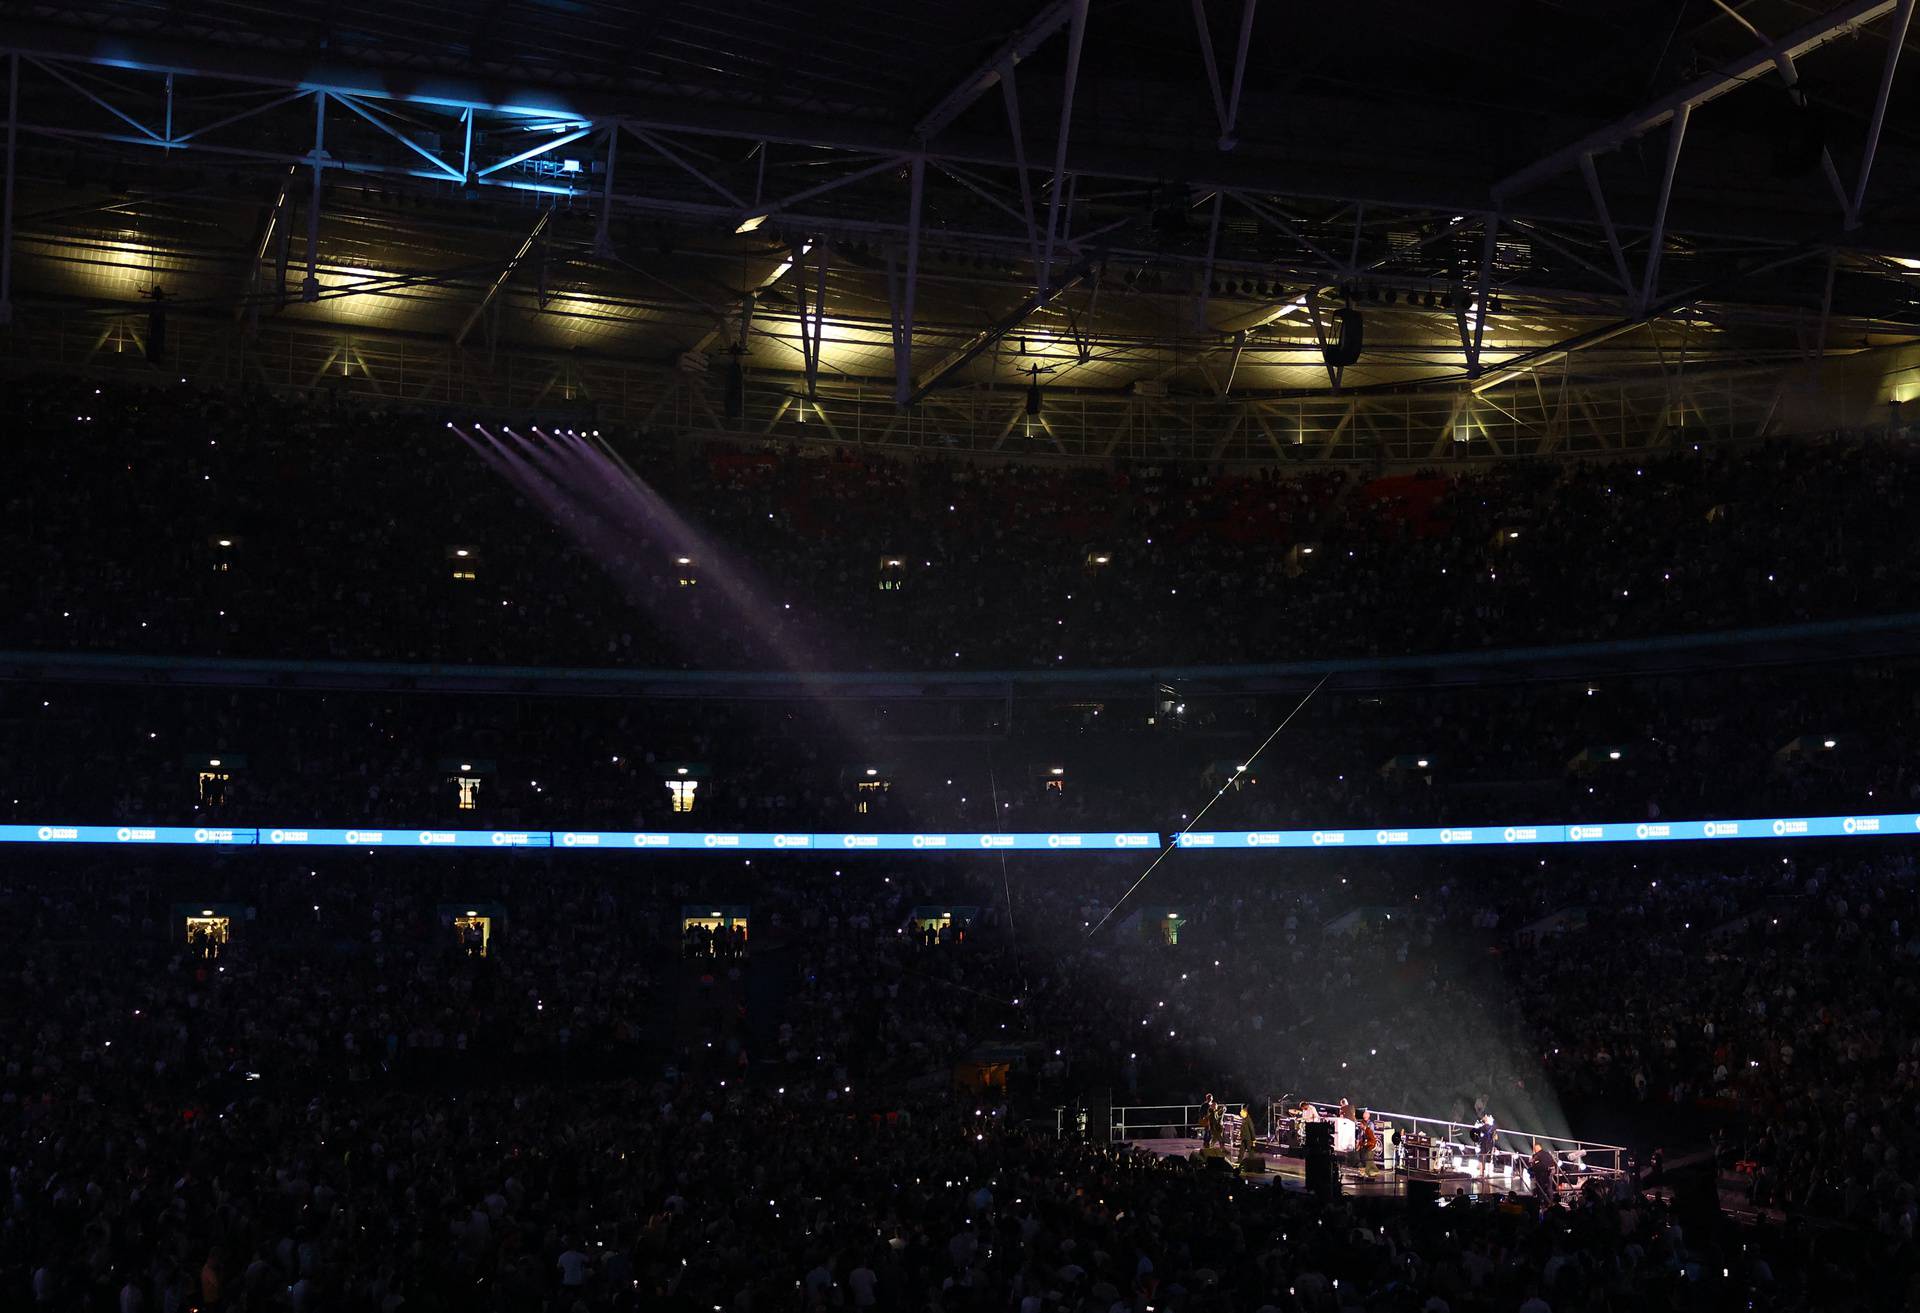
[146,303,168,363]
[1322,308,1364,369]
[724,357,745,420]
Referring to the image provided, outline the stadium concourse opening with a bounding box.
[8,1,1920,1308]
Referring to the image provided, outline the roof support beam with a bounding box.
[301,91,325,302]
[1230,191,1348,280]
[1221,0,1258,150]
[913,0,1076,141]
[1575,155,1634,294]
[1194,192,1224,330]
[1848,0,1917,228]
[29,55,165,143]
[477,124,594,180]
[794,240,827,398]
[1505,215,1627,297]
[1468,214,1497,376]
[1313,397,1359,458]
[1471,244,1824,394]
[1222,329,1248,395]
[236,165,295,325]
[173,88,309,145]
[889,154,926,406]
[998,64,1043,275]
[907,270,1093,405]
[755,152,910,221]
[454,210,551,346]
[1638,105,1689,312]
[1039,0,1089,297]
[1494,0,1898,199]
[0,53,16,326]
[330,91,463,180]
[594,123,618,253]
[1193,0,1260,150]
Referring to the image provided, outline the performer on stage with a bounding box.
[1474,1114,1498,1179]
[1355,1112,1380,1179]
[1530,1143,1558,1204]
[1199,1093,1223,1149]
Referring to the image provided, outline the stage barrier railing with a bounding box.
[1109,1103,1211,1144]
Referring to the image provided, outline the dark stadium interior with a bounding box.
[7,2,1920,1312]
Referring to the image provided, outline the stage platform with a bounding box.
[1107,1101,1628,1205]
[1127,1136,1550,1200]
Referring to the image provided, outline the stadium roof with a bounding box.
[1,0,1918,457]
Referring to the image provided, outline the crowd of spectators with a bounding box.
[11,371,1920,1310]
[3,656,1916,834]
[5,837,1920,1310]
[6,376,1917,672]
